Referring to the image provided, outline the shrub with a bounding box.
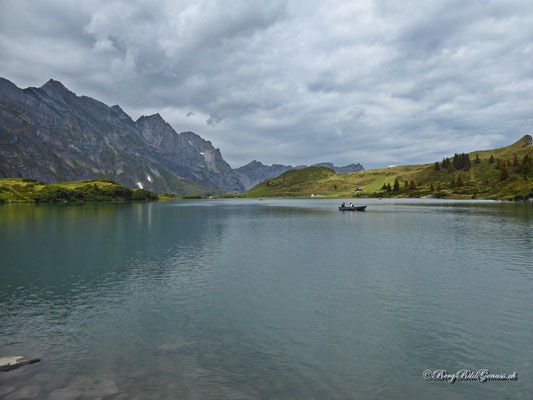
[32,186,74,202]
[21,178,45,184]
[132,189,158,201]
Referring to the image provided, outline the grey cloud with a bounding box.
[1,0,532,169]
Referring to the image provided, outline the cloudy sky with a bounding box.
[1,1,532,168]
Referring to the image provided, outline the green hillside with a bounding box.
[0,178,164,203]
[246,135,533,201]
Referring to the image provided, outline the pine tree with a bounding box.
[475,154,480,164]
[381,183,387,190]
[488,154,495,163]
[408,180,416,189]
[495,159,501,170]
[430,183,435,191]
[434,162,441,171]
[393,177,400,191]
[499,164,509,181]
[453,153,460,170]
[450,178,456,188]
[464,155,471,170]
[513,155,519,168]
[386,183,392,191]
[522,154,532,179]
[404,180,409,188]
[456,175,464,187]
[436,183,442,191]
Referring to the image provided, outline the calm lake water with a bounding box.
[1,198,532,399]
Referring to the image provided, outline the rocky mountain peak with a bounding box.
[40,79,72,94]
[179,131,214,148]
[110,105,132,122]
[138,112,163,121]
[246,160,264,167]
[136,113,168,127]
[39,79,76,104]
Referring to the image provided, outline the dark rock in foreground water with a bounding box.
[0,356,40,372]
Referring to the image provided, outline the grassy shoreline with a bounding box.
[0,178,165,203]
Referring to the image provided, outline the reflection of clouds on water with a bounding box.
[1,200,533,399]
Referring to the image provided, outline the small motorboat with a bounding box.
[339,205,367,211]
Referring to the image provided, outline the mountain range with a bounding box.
[0,78,363,194]
[235,161,363,191]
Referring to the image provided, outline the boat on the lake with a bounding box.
[339,205,367,211]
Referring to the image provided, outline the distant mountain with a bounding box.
[311,162,364,174]
[236,161,295,191]
[0,77,243,194]
[236,160,364,190]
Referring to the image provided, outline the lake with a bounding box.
[0,198,532,399]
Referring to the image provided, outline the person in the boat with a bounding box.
[349,202,354,207]
[341,202,346,207]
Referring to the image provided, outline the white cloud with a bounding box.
[1,0,532,168]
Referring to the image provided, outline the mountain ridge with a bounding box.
[0,77,365,194]
[0,77,241,194]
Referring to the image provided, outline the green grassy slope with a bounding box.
[0,178,163,203]
[245,166,337,197]
[246,135,533,200]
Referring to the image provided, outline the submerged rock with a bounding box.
[0,356,40,372]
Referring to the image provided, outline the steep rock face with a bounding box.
[0,77,242,193]
[236,160,365,191]
[136,114,243,191]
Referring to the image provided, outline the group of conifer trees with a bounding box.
[449,175,465,188]
[379,152,531,194]
[434,151,531,182]
[381,177,416,192]
[435,153,471,171]
[488,153,531,180]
